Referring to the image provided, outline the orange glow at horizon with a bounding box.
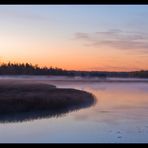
[1,45,148,72]
[0,6,148,72]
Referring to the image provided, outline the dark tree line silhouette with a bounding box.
[0,62,106,77]
[0,62,67,75]
[0,62,148,78]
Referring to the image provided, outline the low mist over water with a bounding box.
[0,76,147,143]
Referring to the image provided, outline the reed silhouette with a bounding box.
[0,82,96,123]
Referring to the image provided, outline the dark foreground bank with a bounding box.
[0,81,96,122]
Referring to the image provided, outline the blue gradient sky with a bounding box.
[0,5,148,71]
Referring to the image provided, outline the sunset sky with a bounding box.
[0,5,148,71]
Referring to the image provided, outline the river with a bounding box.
[0,76,148,143]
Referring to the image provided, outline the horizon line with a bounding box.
[0,61,147,73]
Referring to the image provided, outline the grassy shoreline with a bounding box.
[0,81,96,118]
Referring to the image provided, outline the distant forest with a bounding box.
[0,62,148,78]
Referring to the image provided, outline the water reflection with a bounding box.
[0,94,96,123]
[72,83,148,126]
[0,77,148,143]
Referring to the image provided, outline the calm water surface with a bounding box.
[0,76,148,143]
